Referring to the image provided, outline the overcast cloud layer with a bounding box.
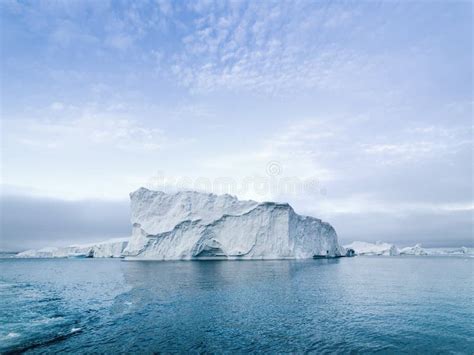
[1,0,472,250]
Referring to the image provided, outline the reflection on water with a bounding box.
[0,257,472,353]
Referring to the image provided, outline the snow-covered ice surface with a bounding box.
[16,238,129,258]
[123,188,345,260]
[344,241,473,257]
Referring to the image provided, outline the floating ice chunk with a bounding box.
[16,238,129,258]
[399,243,428,256]
[344,241,473,257]
[400,244,473,257]
[343,241,400,256]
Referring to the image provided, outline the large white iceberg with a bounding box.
[123,188,346,260]
[16,238,129,258]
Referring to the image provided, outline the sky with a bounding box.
[0,0,472,251]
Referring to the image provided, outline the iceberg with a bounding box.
[343,241,473,257]
[123,188,345,260]
[427,246,473,256]
[400,244,473,257]
[16,238,129,258]
[16,246,61,258]
[399,243,428,256]
[343,241,400,256]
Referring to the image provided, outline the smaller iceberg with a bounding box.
[16,238,129,258]
[400,244,473,257]
[399,244,428,256]
[344,241,473,257]
[15,246,60,258]
[343,241,400,256]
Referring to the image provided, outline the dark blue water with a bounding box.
[1,257,472,353]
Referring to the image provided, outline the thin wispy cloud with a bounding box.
[169,1,363,94]
[9,114,194,152]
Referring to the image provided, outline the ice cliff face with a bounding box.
[16,238,129,258]
[123,188,345,260]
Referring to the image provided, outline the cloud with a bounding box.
[313,195,473,216]
[0,193,130,251]
[199,116,472,225]
[50,19,99,47]
[163,1,366,94]
[359,125,472,165]
[332,209,473,247]
[156,0,173,17]
[105,34,134,50]
[12,113,190,152]
[2,0,167,53]
[50,102,65,111]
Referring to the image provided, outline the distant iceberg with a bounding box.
[344,241,400,256]
[399,244,472,256]
[344,241,473,257]
[399,243,427,256]
[16,238,129,258]
[123,188,345,260]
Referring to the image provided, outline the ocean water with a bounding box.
[1,256,472,353]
